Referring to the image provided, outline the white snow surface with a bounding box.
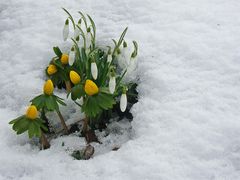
[1,0,240,179]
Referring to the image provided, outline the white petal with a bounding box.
[127,58,137,73]
[107,54,112,63]
[109,77,116,94]
[91,62,98,80]
[74,28,80,39]
[68,51,75,66]
[86,32,91,48]
[63,24,69,41]
[120,93,127,112]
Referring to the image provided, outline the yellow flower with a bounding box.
[26,105,38,120]
[43,79,54,95]
[47,64,57,75]
[61,54,69,65]
[70,71,81,85]
[84,79,99,96]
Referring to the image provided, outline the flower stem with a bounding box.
[56,110,69,134]
[82,117,89,135]
[65,81,72,92]
[40,132,50,150]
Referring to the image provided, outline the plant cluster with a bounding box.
[9,9,139,151]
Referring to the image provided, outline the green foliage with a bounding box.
[53,46,62,58]
[82,92,116,118]
[9,116,47,138]
[31,94,66,111]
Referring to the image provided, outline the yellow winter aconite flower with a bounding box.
[84,79,99,96]
[47,64,57,75]
[61,54,69,65]
[43,80,54,95]
[26,105,38,120]
[70,71,81,85]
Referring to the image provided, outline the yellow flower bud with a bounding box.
[47,64,57,75]
[26,105,38,120]
[84,79,99,96]
[43,80,54,95]
[70,71,81,85]
[61,54,69,65]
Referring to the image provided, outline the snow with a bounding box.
[1,0,240,179]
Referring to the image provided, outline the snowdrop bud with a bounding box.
[63,19,69,41]
[120,93,127,112]
[107,54,112,63]
[69,47,75,66]
[91,62,98,80]
[109,76,116,94]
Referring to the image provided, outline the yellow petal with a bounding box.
[47,64,57,75]
[70,71,81,85]
[84,79,99,96]
[26,105,38,120]
[61,54,69,65]
[43,79,54,95]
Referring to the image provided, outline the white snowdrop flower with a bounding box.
[109,76,116,94]
[74,28,80,39]
[91,62,98,80]
[63,19,69,41]
[107,54,112,63]
[120,93,127,112]
[68,47,75,66]
[127,58,137,74]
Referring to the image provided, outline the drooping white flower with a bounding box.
[109,76,116,94]
[63,19,69,41]
[68,47,75,66]
[107,54,112,63]
[74,28,80,39]
[91,62,98,80]
[120,93,127,112]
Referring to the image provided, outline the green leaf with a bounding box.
[33,121,42,137]
[97,93,115,110]
[16,119,31,135]
[83,96,102,118]
[9,115,25,124]
[28,123,35,138]
[70,84,83,100]
[12,117,26,132]
[35,118,48,132]
[45,96,55,111]
[30,95,45,109]
[52,59,64,70]
[56,97,67,106]
[53,47,62,57]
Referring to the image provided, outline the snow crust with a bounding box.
[1,0,240,179]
